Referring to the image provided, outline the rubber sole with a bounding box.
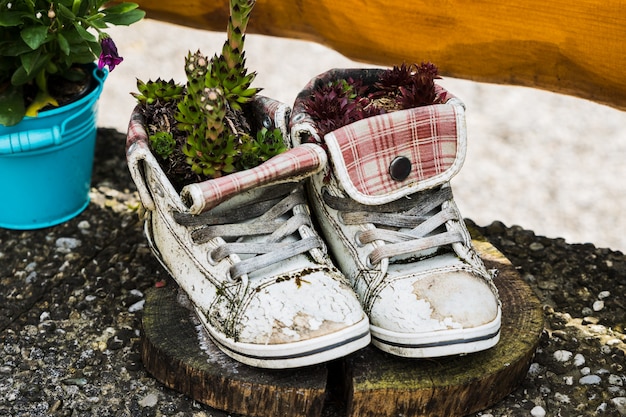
[370,307,502,358]
[195,310,371,369]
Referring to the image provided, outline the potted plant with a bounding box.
[126,0,370,369]
[289,64,503,358]
[0,0,144,229]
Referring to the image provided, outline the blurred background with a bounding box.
[101,19,626,252]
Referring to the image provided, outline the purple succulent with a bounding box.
[98,37,123,71]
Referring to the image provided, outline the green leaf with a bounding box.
[0,84,26,127]
[72,22,97,42]
[57,33,70,55]
[11,56,48,86]
[0,40,33,57]
[57,3,76,20]
[101,9,145,26]
[19,49,42,75]
[0,11,24,27]
[102,2,140,14]
[20,26,49,50]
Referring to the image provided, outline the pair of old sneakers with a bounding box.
[126,90,501,369]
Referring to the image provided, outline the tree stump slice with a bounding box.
[141,238,543,417]
[345,238,544,417]
[140,288,328,417]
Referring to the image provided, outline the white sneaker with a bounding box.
[126,97,370,368]
[292,87,501,358]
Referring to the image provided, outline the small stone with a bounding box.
[527,362,542,376]
[573,353,586,366]
[563,375,574,385]
[128,299,145,312]
[529,242,545,251]
[554,392,571,403]
[580,375,602,385]
[55,237,82,253]
[538,280,558,290]
[553,350,573,362]
[62,377,88,386]
[581,367,591,375]
[593,300,605,311]
[530,405,546,417]
[78,220,91,229]
[609,375,624,386]
[598,291,611,299]
[611,397,626,416]
[139,393,158,407]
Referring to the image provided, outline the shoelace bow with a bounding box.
[174,184,323,280]
[323,186,465,266]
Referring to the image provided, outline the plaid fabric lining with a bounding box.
[325,102,463,204]
[126,108,149,150]
[183,144,326,213]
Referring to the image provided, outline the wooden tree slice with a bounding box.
[345,239,544,417]
[141,238,543,417]
[140,288,328,417]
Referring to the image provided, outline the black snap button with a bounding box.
[389,156,412,181]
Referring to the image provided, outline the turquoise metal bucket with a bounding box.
[0,66,108,229]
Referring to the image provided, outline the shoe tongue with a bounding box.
[181,143,327,214]
[324,101,466,206]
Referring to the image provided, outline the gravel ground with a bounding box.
[0,130,625,417]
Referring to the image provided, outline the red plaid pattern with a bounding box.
[325,102,463,203]
[126,107,149,150]
[184,144,326,213]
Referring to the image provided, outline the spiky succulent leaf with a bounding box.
[204,0,260,111]
[180,87,240,178]
[304,79,383,137]
[373,62,443,109]
[132,78,184,104]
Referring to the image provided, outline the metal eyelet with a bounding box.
[226,267,239,283]
[207,249,219,266]
[262,115,273,129]
[354,232,365,247]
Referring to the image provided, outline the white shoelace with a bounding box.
[174,183,323,280]
[323,186,465,266]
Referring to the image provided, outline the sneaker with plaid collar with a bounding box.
[291,73,501,358]
[126,97,370,368]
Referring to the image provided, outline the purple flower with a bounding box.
[98,37,123,71]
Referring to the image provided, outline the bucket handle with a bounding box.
[0,126,63,154]
[0,67,108,155]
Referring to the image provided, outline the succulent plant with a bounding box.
[132,0,285,181]
[303,62,447,137]
[149,131,176,159]
[131,78,184,105]
[303,78,382,137]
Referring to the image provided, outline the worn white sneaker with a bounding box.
[126,98,370,368]
[292,90,501,358]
